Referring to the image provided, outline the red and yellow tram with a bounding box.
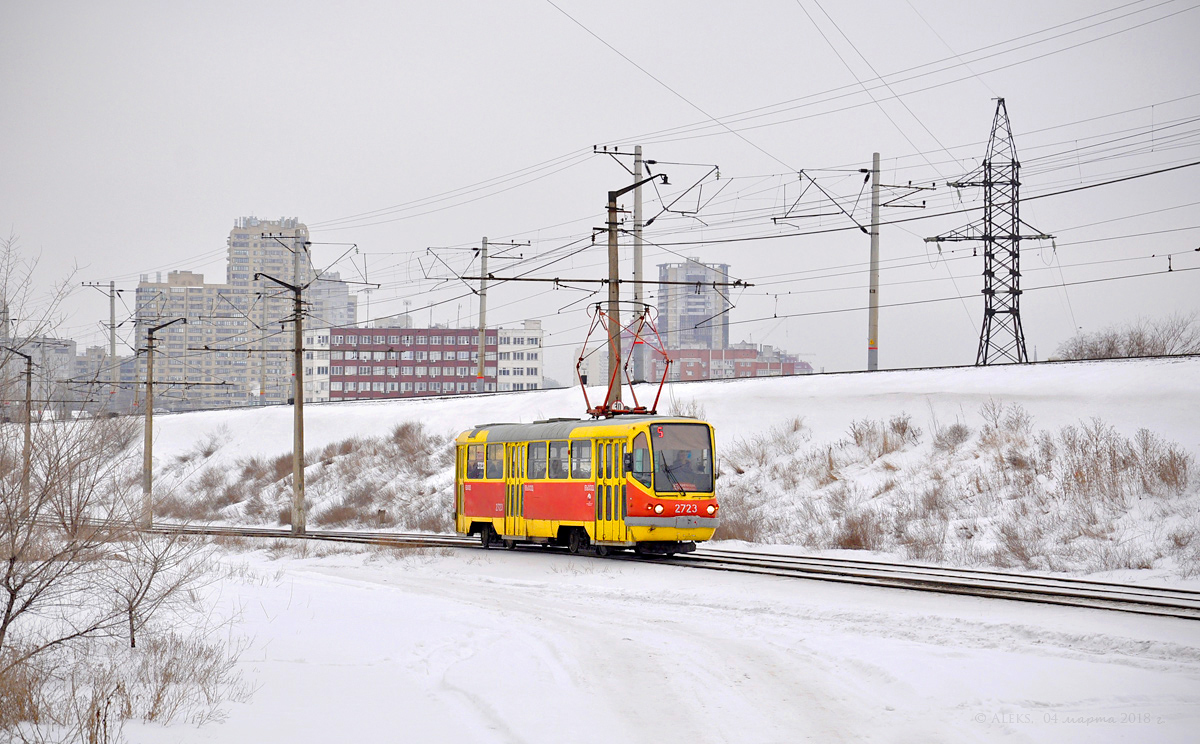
[454,415,720,555]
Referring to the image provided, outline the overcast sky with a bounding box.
[2,0,1198,382]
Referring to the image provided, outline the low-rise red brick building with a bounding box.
[651,343,812,382]
[328,327,498,400]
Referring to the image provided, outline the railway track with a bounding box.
[647,546,1200,620]
[145,523,1200,620]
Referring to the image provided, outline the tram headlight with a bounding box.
[653,504,664,515]
[706,504,716,515]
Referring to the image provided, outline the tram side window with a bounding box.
[486,444,504,479]
[548,441,570,479]
[630,433,651,487]
[466,444,484,479]
[571,440,592,479]
[529,442,547,479]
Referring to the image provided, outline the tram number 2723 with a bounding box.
[674,503,699,515]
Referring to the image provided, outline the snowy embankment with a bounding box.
[149,356,1200,579]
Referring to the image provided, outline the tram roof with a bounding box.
[462,415,707,443]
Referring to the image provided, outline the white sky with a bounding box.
[2,0,1198,382]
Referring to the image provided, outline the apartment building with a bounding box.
[328,327,498,400]
[496,320,543,391]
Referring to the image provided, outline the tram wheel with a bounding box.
[595,545,609,557]
[567,529,583,555]
[480,524,492,549]
[504,539,516,550]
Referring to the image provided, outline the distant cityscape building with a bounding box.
[133,217,357,411]
[651,343,812,382]
[657,258,730,350]
[496,320,544,392]
[0,335,77,418]
[302,328,331,403]
[328,327,500,400]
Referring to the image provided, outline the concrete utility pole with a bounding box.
[255,271,307,535]
[142,317,186,528]
[109,281,118,401]
[868,152,881,371]
[605,172,668,411]
[476,237,488,386]
[4,347,33,503]
[632,146,645,383]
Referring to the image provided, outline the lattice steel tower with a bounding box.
[926,99,1051,364]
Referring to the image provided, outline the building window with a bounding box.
[415,367,427,376]
[400,335,413,345]
[373,335,384,344]
[527,367,538,376]
[429,351,442,362]
[416,382,427,392]
[372,382,384,392]
[330,382,343,391]
[387,382,399,392]
[373,366,385,376]
[430,336,441,345]
[401,351,414,360]
[346,336,357,346]
[528,337,539,346]
[416,336,427,345]
[331,366,343,375]
[346,381,357,392]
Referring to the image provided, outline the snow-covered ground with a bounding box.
[127,544,1200,744]
[122,358,1200,742]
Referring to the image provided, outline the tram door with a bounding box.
[504,443,524,538]
[594,438,627,542]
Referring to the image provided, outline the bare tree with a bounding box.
[1055,312,1200,360]
[0,236,245,741]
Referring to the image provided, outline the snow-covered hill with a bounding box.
[148,356,1200,579]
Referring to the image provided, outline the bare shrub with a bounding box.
[269,453,293,482]
[834,508,885,551]
[238,457,268,482]
[667,397,707,419]
[314,501,359,527]
[900,519,946,562]
[933,422,971,453]
[846,414,920,461]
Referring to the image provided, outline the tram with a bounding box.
[454,415,719,555]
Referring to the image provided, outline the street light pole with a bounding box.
[4,347,33,503]
[255,272,308,535]
[142,317,185,528]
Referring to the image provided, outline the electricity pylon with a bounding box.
[926,98,1052,364]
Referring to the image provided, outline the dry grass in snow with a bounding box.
[718,402,1199,577]
[157,421,455,533]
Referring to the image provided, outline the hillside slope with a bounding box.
[148,357,1200,578]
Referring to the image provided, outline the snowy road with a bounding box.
[129,545,1200,744]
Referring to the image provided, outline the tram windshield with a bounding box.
[651,423,714,493]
